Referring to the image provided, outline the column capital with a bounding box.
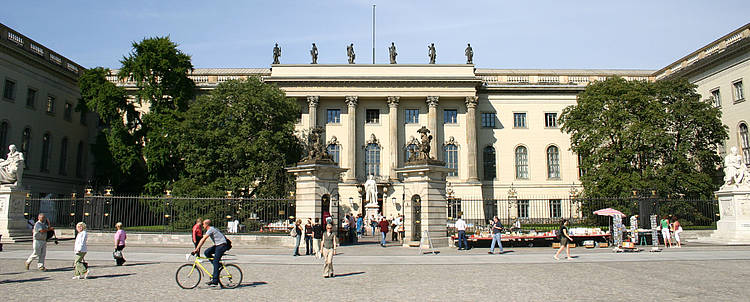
[426,96,439,108]
[465,96,478,109]
[306,95,319,107]
[345,96,358,107]
[387,96,400,108]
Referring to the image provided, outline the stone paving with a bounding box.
[1,237,750,301]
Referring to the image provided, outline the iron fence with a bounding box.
[24,194,296,234]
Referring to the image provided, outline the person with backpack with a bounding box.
[554,219,574,260]
[193,219,231,287]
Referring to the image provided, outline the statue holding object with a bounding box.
[0,144,24,187]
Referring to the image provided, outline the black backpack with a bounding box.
[225,238,233,251]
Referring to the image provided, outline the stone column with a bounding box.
[465,96,479,182]
[307,96,319,129]
[426,96,439,159]
[345,96,358,182]
[387,96,400,180]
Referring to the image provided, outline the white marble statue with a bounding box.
[723,146,748,189]
[0,144,24,186]
[364,174,377,204]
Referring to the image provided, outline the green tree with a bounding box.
[172,78,302,197]
[560,77,727,199]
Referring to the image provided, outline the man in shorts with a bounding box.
[660,216,671,248]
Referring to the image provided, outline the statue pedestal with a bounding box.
[287,161,347,234]
[698,188,750,244]
[396,164,451,248]
[0,187,31,243]
[364,202,380,220]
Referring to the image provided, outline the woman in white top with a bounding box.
[73,222,90,279]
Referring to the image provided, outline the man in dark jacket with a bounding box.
[312,218,323,258]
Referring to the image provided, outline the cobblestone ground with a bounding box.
[2,240,750,301]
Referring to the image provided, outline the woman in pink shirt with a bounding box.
[114,222,126,266]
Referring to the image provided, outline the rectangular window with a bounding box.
[326,109,341,124]
[513,113,526,128]
[733,80,744,102]
[64,102,73,121]
[549,199,562,218]
[481,112,496,128]
[518,200,529,219]
[26,88,36,108]
[711,88,721,107]
[545,113,558,128]
[444,109,458,124]
[405,109,419,124]
[79,108,87,125]
[3,79,16,100]
[46,95,55,114]
[366,109,379,124]
[447,198,461,219]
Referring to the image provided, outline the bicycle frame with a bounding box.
[189,256,230,280]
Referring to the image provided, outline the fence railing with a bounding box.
[24,195,296,234]
[447,196,719,231]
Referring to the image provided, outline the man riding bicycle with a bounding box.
[193,219,227,287]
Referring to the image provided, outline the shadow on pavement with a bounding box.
[45,267,73,272]
[0,271,24,276]
[333,271,365,278]
[236,281,268,288]
[87,273,134,279]
[0,277,50,284]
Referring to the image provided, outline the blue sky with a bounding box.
[3,1,749,70]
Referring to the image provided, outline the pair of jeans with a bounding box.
[304,235,313,255]
[457,230,469,249]
[380,231,387,245]
[490,232,503,253]
[293,234,302,255]
[204,244,227,284]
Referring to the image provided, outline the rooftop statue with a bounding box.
[428,43,436,64]
[723,146,749,189]
[310,43,318,64]
[347,43,355,64]
[465,43,473,64]
[272,43,281,64]
[389,42,397,64]
[0,144,24,186]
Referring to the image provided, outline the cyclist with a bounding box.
[193,219,228,287]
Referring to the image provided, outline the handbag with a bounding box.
[290,227,298,237]
[113,249,123,259]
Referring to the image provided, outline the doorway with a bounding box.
[411,194,421,241]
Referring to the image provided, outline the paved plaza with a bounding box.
[2,237,750,301]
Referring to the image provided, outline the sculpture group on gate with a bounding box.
[723,146,749,189]
[301,127,333,163]
[0,144,24,187]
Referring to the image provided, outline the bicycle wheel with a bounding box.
[175,264,201,289]
[218,264,243,289]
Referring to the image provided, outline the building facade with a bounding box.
[0,23,94,197]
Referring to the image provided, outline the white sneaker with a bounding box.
[83,269,90,279]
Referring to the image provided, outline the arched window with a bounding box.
[327,144,340,165]
[483,146,496,180]
[76,141,84,178]
[741,123,750,164]
[547,145,560,179]
[444,144,458,177]
[21,127,31,169]
[0,121,8,153]
[515,146,528,179]
[59,137,68,175]
[405,143,418,162]
[365,143,380,176]
[40,133,51,172]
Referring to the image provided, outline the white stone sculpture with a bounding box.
[723,146,748,189]
[0,145,24,187]
[364,174,377,204]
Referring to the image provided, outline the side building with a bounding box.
[0,23,94,197]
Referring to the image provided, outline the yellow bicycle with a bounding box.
[175,254,243,289]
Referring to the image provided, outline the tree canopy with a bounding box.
[560,77,727,199]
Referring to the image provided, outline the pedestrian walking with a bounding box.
[25,213,53,271]
[660,216,672,248]
[191,218,203,248]
[292,218,302,256]
[672,216,683,248]
[348,214,357,244]
[488,216,504,254]
[554,219,574,260]
[312,218,323,258]
[193,219,230,287]
[114,222,127,266]
[321,223,338,278]
[370,215,378,236]
[391,217,398,241]
[72,222,90,279]
[304,218,313,255]
[398,214,405,243]
[455,215,469,250]
[356,214,364,238]
[378,217,389,247]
